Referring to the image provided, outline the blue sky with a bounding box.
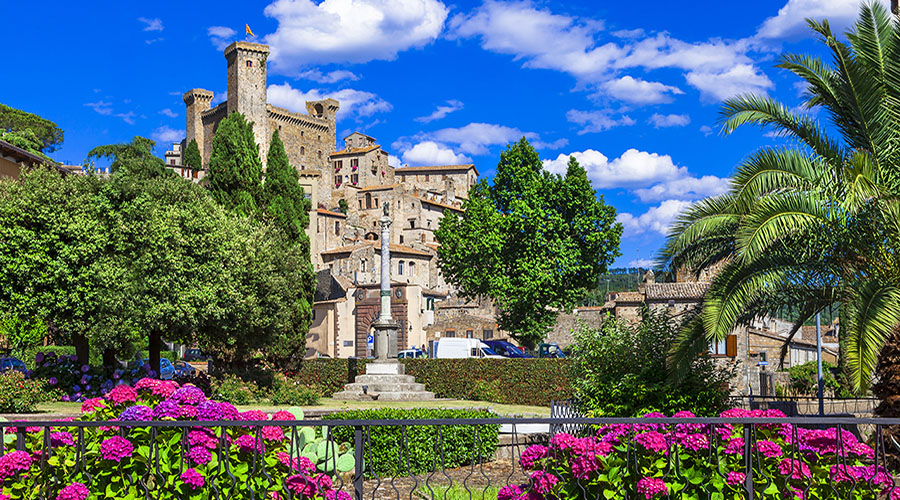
[1,0,885,268]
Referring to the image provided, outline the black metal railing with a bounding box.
[729,395,880,416]
[3,416,900,499]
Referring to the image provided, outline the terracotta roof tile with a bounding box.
[396,164,478,176]
[411,195,464,213]
[330,145,380,157]
[320,243,371,256]
[317,208,346,218]
[357,184,400,192]
[612,292,644,302]
[645,282,710,300]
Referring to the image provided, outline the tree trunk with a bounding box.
[72,333,89,367]
[873,329,900,467]
[149,332,162,379]
[102,348,117,369]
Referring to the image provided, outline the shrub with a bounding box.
[570,309,734,417]
[787,361,853,397]
[211,374,262,405]
[0,379,346,499]
[324,408,499,476]
[506,408,891,500]
[0,371,55,413]
[28,351,134,403]
[270,374,320,406]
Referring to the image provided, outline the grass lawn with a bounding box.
[414,484,500,500]
[21,398,549,418]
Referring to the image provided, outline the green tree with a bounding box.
[87,136,167,177]
[0,103,64,153]
[206,112,263,217]
[661,3,900,405]
[183,139,202,170]
[435,139,622,347]
[0,129,52,161]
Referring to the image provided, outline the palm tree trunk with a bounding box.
[894,0,899,16]
[872,329,900,467]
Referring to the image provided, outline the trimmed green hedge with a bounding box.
[288,358,573,407]
[323,408,499,476]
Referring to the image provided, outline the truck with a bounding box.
[434,338,505,359]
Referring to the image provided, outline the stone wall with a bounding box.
[396,166,477,200]
[546,307,609,349]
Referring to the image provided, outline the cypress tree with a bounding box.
[264,129,311,254]
[206,112,263,217]
[183,139,201,170]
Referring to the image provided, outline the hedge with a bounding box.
[323,408,499,476]
[287,358,573,407]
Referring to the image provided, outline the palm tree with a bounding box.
[661,2,900,406]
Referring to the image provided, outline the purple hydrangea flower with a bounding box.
[152,401,181,420]
[168,386,205,406]
[80,365,89,373]
[48,377,58,386]
[119,405,153,421]
[187,446,213,465]
[233,434,264,454]
[34,353,45,364]
[197,401,223,421]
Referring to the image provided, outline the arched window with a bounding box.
[365,193,372,209]
[300,146,305,155]
[408,261,416,276]
[398,261,404,275]
[334,221,340,235]
[318,150,323,159]
[246,60,253,68]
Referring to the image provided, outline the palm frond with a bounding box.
[736,192,831,264]
[843,279,900,392]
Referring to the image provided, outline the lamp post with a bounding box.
[816,312,824,416]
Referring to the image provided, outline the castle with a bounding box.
[168,41,498,358]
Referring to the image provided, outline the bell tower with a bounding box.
[225,41,270,163]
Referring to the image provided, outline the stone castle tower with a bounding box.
[182,41,340,204]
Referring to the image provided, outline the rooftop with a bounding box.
[356,183,400,192]
[330,145,380,157]
[317,208,347,218]
[645,282,710,300]
[396,164,478,176]
[411,195,464,213]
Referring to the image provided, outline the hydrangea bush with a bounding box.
[27,351,154,403]
[502,409,896,500]
[0,378,352,500]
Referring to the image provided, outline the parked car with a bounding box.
[172,360,196,378]
[538,342,566,359]
[434,338,504,359]
[482,340,534,358]
[398,348,427,359]
[183,349,209,362]
[130,358,176,380]
[0,357,27,373]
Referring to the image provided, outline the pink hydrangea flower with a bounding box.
[50,432,74,447]
[234,434,264,454]
[570,453,601,479]
[188,429,218,449]
[285,474,332,497]
[56,482,89,500]
[634,431,669,454]
[262,426,285,442]
[753,440,782,458]
[0,451,32,479]
[181,468,205,490]
[636,477,668,499]
[188,446,212,466]
[519,445,549,470]
[277,452,315,474]
[100,436,133,462]
[241,410,269,422]
[106,385,138,405]
[498,485,523,500]
[325,491,352,500]
[677,433,709,452]
[778,458,811,479]
[271,410,295,421]
[724,438,744,455]
[549,433,576,451]
[80,398,105,414]
[726,471,745,486]
[529,471,559,495]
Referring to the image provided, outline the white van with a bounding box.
[434,338,504,359]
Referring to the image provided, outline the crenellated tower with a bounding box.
[183,89,213,166]
[225,41,270,164]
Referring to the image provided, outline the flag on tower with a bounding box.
[246,24,255,37]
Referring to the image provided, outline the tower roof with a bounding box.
[223,41,269,57]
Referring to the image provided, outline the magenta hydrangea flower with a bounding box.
[197,401,224,421]
[325,491,352,500]
[234,434,264,454]
[219,402,240,420]
[636,477,668,499]
[753,440,783,458]
[80,397,105,414]
[498,484,523,500]
[100,436,134,462]
[726,471,745,486]
[189,429,218,449]
[168,385,206,406]
[56,482,89,500]
[271,410,295,421]
[678,433,709,452]
[179,405,199,419]
[519,445,549,470]
[106,385,138,405]
[596,423,632,444]
[50,432,75,447]
[549,433,576,451]
[570,453,602,479]
[724,438,744,455]
[673,410,706,434]
[778,458,811,479]
[277,452,315,474]
[529,471,559,495]
[285,474,332,497]
[240,410,269,422]
[181,468,205,490]
[634,431,669,454]
[0,451,32,480]
[262,426,285,442]
[188,446,213,466]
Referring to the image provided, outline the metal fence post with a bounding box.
[354,426,364,500]
[743,424,754,498]
[15,427,25,452]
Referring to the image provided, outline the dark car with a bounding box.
[0,357,27,373]
[183,349,209,362]
[172,360,196,378]
[482,340,534,358]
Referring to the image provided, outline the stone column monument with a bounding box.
[332,202,434,401]
[372,202,399,359]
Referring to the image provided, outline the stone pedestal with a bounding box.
[372,318,399,360]
[332,360,435,401]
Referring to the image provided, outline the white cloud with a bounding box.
[628,258,656,268]
[756,0,890,40]
[264,0,448,73]
[208,26,236,51]
[601,76,683,104]
[387,155,402,168]
[85,100,113,116]
[415,100,464,123]
[298,69,359,84]
[400,141,472,166]
[543,148,684,189]
[566,109,635,134]
[138,17,164,32]
[648,113,690,128]
[426,123,535,155]
[532,138,568,150]
[151,126,184,144]
[618,199,693,237]
[267,83,392,120]
[115,112,137,125]
[699,125,714,136]
[159,108,178,118]
[633,175,730,202]
[685,63,774,102]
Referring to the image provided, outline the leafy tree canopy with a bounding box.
[207,112,263,218]
[183,139,202,170]
[0,103,64,153]
[435,138,622,347]
[87,136,167,177]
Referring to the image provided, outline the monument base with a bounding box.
[372,317,399,360]
[332,360,435,401]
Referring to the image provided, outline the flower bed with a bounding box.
[502,409,894,500]
[1,378,351,500]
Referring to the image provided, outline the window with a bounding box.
[409,219,416,229]
[466,330,474,338]
[398,261,404,275]
[318,135,321,141]
[351,174,359,185]
[374,198,379,207]
[442,175,447,180]
[334,160,341,169]
[709,334,737,357]
[335,176,342,187]
[359,200,363,209]
[360,259,367,272]
[169,159,176,165]
[366,193,372,209]
[399,235,404,244]
[482,329,493,340]
[318,150,322,159]
[401,175,406,182]
[445,330,456,338]
[709,338,726,356]
[301,146,305,155]
[426,298,435,311]
[350,158,359,169]
[343,341,353,347]
[425,174,429,181]
[246,60,252,68]
[334,221,340,235]
[408,261,415,276]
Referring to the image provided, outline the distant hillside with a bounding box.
[580,268,648,306]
